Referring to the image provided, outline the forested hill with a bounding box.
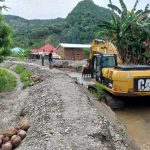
[4,0,113,49]
[4,15,64,32]
[66,0,112,23]
[62,0,113,43]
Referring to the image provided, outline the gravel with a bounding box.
[0,60,139,150]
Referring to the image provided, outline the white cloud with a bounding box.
[3,0,150,19]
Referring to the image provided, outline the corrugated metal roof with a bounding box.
[58,43,91,49]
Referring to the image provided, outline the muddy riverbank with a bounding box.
[116,98,150,150]
[0,60,138,150]
[66,71,150,150]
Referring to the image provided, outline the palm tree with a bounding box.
[99,0,150,64]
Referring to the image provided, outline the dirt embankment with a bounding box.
[0,60,139,150]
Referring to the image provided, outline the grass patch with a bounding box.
[88,81,105,100]
[0,68,17,92]
[95,82,105,99]
[14,64,32,89]
[116,128,126,137]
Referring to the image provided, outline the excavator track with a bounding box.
[88,84,124,110]
[101,90,124,110]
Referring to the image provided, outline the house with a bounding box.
[56,43,91,60]
[37,44,56,55]
[31,44,56,59]
[32,44,56,55]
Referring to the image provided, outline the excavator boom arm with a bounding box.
[89,39,122,64]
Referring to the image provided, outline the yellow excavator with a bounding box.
[84,39,150,98]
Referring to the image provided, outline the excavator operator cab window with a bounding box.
[101,56,116,68]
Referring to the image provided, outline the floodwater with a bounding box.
[67,72,150,150]
[116,98,150,150]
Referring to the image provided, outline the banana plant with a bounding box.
[99,0,150,64]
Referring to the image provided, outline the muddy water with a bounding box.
[116,100,150,150]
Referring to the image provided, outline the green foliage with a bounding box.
[14,64,32,89]
[9,47,32,62]
[96,82,105,99]
[99,0,150,63]
[61,0,113,43]
[4,0,113,49]
[19,49,31,57]
[0,1,12,63]
[4,15,63,48]
[11,48,32,60]
[89,82,105,99]
[0,68,16,92]
[115,119,124,125]
[116,128,126,137]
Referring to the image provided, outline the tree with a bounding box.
[99,0,150,64]
[0,0,12,62]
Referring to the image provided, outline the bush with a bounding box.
[10,49,32,60]
[0,68,16,92]
[96,82,105,99]
[88,82,105,100]
[14,64,32,89]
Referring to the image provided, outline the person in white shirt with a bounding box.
[41,49,45,66]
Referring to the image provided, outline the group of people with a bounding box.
[41,49,53,69]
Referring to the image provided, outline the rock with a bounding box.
[3,136,10,144]
[1,141,13,150]
[17,130,26,139]
[11,135,21,147]
[53,60,69,68]
[3,128,17,137]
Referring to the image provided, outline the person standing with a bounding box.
[41,49,45,66]
[48,51,53,69]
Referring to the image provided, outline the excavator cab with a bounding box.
[91,53,117,81]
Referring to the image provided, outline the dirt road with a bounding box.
[0,60,138,150]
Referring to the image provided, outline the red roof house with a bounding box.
[32,44,56,55]
[32,49,39,54]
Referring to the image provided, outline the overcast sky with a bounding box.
[3,0,150,19]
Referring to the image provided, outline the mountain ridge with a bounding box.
[4,0,113,49]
